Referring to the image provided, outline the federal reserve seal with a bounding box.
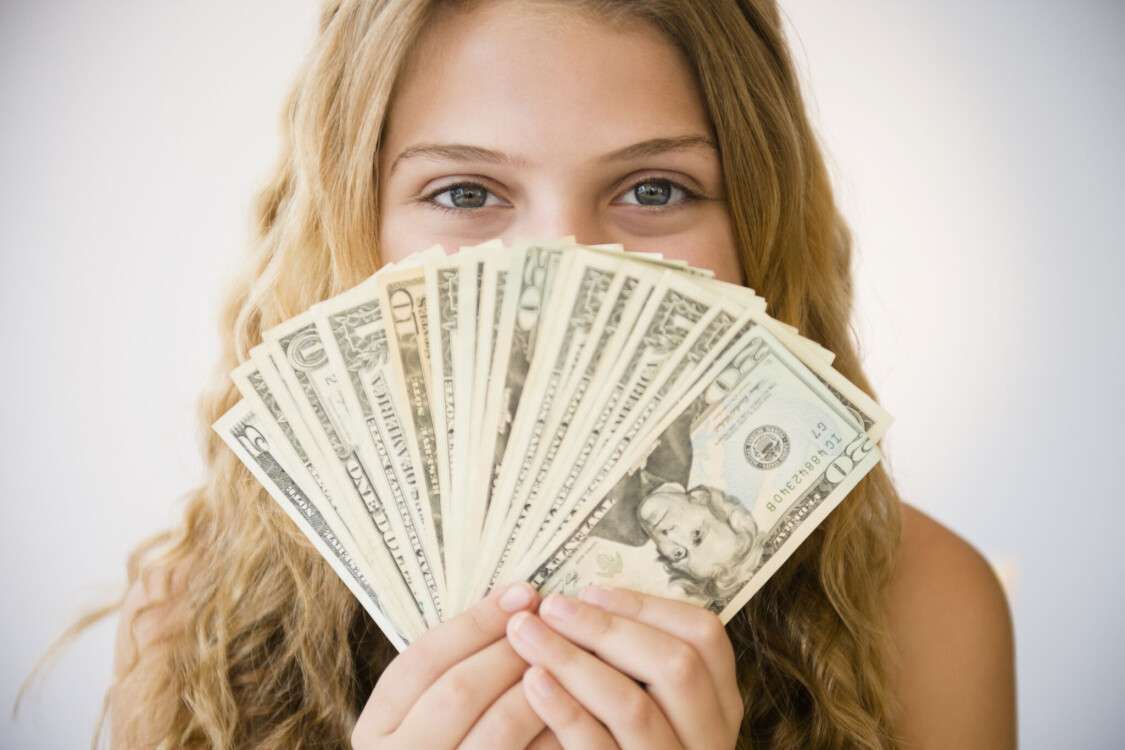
[743,425,790,469]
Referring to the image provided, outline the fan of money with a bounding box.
[213,238,891,650]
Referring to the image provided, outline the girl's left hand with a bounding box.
[506,586,744,749]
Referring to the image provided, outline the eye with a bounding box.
[423,181,508,212]
[615,177,699,208]
[691,528,704,547]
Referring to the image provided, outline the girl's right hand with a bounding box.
[351,582,561,749]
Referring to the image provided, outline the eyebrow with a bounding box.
[388,135,716,175]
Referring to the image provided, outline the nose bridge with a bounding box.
[518,188,605,245]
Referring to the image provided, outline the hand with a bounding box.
[506,587,744,749]
[352,582,563,749]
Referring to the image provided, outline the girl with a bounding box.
[98,1,1016,747]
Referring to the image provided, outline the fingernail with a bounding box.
[578,585,614,607]
[498,582,535,613]
[509,611,549,647]
[525,666,555,699]
[541,593,579,621]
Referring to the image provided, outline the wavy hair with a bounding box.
[26,0,905,747]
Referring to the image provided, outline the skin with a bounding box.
[375,7,746,741]
[377,1,742,284]
[112,2,1017,748]
[368,3,1017,748]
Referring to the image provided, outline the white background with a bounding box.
[2,1,1122,747]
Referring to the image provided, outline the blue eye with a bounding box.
[617,178,697,208]
[425,182,505,212]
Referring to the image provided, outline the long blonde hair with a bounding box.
[31,1,905,746]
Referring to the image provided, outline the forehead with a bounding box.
[383,1,712,163]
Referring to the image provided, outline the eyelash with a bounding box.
[419,177,703,215]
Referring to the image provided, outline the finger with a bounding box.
[458,682,546,750]
[579,586,743,722]
[539,593,727,749]
[508,612,680,750]
[361,582,538,736]
[522,666,616,750]
[526,728,565,750]
[391,637,528,747]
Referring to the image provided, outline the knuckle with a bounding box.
[484,710,525,746]
[618,588,644,618]
[550,693,585,729]
[546,635,579,668]
[692,610,728,652]
[438,671,477,715]
[619,686,654,729]
[582,603,614,637]
[661,642,703,685]
[552,647,577,671]
[465,605,493,640]
[529,731,565,750]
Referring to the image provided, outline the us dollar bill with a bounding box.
[587,278,719,453]
[530,295,875,561]
[457,256,508,610]
[487,275,716,589]
[689,283,890,442]
[315,278,447,621]
[483,253,618,581]
[217,239,890,634]
[213,400,420,648]
[264,315,439,625]
[231,361,351,536]
[517,268,654,542]
[424,251,485,607]
[485,251,680,587]
[518,321,881,622]
[694,275,838,368]
[469,242,569,598]
[428,263,461,585]
[523,301,747,564]
[585,242,716,278]
[377,266,448,573]
[245,343,381,560]
[469,257,513,521]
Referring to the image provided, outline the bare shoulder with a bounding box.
[885,501,1016,749]
[111,555,194,748]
